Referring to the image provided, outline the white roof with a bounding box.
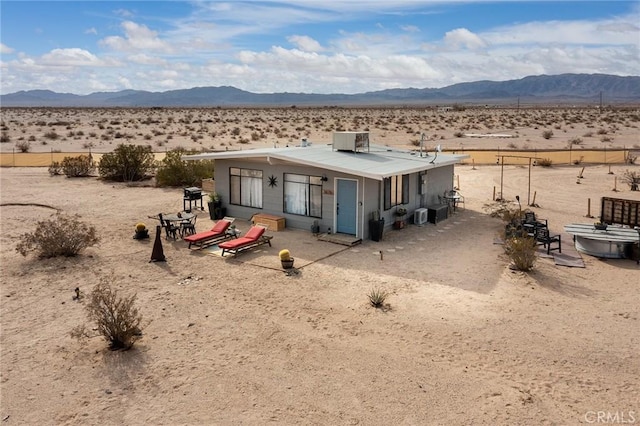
[183,143,469,181]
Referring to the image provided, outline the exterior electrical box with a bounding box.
[332,132,370,152]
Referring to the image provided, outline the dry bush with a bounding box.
[15,140,31,152]
[48,161,63,176]
[621,169,639,190]
[537,158,553,167]
[541,130,554,139]
[61,155,95,177]
[504,236,537,271]
[72,281,143,350]
[16,213,99,258]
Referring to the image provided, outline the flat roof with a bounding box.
[183,143,469,181]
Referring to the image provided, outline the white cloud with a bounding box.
[400,25,420,33]
[40,48,103,67]
[1,43,15,54]
[444,28,487,50]
[127,53,167,66]
[100,21,172,53]
[85,27,98,36]
[287,35,323,52]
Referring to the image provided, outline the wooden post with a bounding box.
[587,198,591,217]
[493,186,496,201]
[530,191,537,206]
[456,175,460,190]
[613,176,618,192]
[472,158,476,170]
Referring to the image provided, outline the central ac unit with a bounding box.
[414,208,429,225]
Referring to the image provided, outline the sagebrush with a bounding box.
[72,281,143,350]
[16,213,99,258]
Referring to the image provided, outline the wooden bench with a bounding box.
[251,213,285,231]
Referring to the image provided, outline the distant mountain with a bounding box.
[1,74,638,107]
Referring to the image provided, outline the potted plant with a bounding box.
[369,210,384,241]
[133,222,149,240]
[279,249,295,269]
[394,206,407,229]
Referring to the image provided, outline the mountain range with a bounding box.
[1,74,638,107]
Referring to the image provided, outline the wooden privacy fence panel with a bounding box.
[601,197,640,228]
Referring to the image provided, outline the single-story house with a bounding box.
[183,132,469,241]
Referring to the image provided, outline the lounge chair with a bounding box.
[183,218,233,249]
[219,225,272,257]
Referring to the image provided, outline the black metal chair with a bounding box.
[180,215,197,237]
[522,211,547,237]
[536,227,561,254]
[158,213,179,240]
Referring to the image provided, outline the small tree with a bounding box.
[72,281,143,350]
[155,149,215,187]
[16,213,99,258]
[61,154,94,177]
[98,144,155,182]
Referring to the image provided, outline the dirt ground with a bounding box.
[1,152,639,424]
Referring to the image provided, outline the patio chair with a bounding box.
[183,218,233,249]
[522,210,547,237]
[180,215,197,237]
[158,213,179,240]
[536,227,561,255]
[219,225,272,257]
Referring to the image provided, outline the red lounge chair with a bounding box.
[219,225,272,257]
[183,219,233,249]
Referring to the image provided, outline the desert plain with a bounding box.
[1,106,639,425]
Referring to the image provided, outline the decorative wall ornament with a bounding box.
[268,175,278,187]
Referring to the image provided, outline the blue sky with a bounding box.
[1,1,638,95]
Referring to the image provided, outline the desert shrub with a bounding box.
[72,281,143,350]
[568,137,583,146]
[155,149,215,187]
[15,140,31,152]
[537,158,553,167]
[368,288,388,308]
[504,236,537,271]
[0,132,10,143]
[16,213,99,258]
[61,155,94,177]
[44,131,59,140]
[621,169,640,191]
[453,131,464,138]
[98,144,155,182]
[48,161,63,176]
[542,130,553,139]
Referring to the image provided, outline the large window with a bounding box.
[384,174,409,210]
[284,173,322,217]
[230,167,263,208]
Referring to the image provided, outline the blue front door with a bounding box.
[336,179,357,235]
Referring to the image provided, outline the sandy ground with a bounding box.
[1,145,639,424]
